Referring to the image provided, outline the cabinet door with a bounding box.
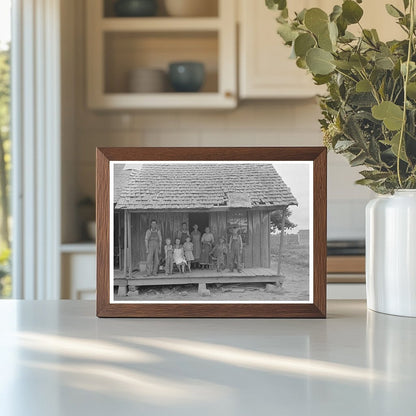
[239,0,325,99]
[239,0,404,99]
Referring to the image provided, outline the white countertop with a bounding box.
[0,300,415,415]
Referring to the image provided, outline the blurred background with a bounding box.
[0,0,403,300]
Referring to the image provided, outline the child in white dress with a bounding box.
[173,238,187,273]
[183,236,194,272]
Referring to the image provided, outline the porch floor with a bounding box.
[114,267,285,296]
[115,267,277,281]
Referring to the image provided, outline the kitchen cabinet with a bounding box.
[61,244,96,300]
[238,0,404,99]
[86,0,237,109]
[238,0,324,99]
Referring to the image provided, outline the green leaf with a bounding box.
[277,23,298,43]
[372,101,404,131]
[296,8,307,23]
[266,0,287,11]
[313,74,332,85]
[371,29,380,42]
[350,54,368,70]
[328,21,338,44]
[360,170,391,181]
[350,152,368,167]
[306,48,335,75]
[385,4,404,18]
[336,15,348,36]
[339,31,356,43]
[330,5,342,21]
[342,0,364,24]
[356,79,372,92]
[382,132,408,162]
[304,8,329,35]
[318,27,334,52]
[407,82,416,99]
[334,140,355,151]
[294,33,316,58]
[375,55,395,70]
[296,57,308,69]
[362,29,376,46]
[333,60,352,70]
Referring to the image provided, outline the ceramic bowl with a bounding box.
[168,62,205,92]
[164,0,217,17]
[128,68,167,93]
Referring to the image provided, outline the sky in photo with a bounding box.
[274,163,311,233]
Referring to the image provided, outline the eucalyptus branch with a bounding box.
[334,68,358,84]
[359,69,381,104]
[397,0,415,188]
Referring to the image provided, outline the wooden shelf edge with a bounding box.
[101,17,221,32]
[88,93,237,110]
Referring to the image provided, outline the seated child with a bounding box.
[173,238,187,273]
[127,285,139,297]
[164,238,174,275]
[210,237,228,272]
[183,236,194,272]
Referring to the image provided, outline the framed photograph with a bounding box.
[96,147,327,318]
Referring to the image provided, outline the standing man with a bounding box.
[228,226,243,273]
[145,219,162,276]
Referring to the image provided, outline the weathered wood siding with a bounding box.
[128,209,270,269]
[210,210,270,268]
[130,212,188,267]
[245,210,270,268]
[209,211,227,242]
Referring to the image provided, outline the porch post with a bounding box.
[123,210,127,277]
[277,206,287,276]
[128,211,132,279]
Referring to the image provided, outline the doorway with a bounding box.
[189,212,209,234]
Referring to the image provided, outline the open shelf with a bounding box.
[87,0,236,109]
[104,31,218,94]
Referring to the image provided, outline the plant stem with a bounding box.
[397,0,415,188]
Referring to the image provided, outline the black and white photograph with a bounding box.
[110,161,313,303]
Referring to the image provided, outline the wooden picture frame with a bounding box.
[96,147,327,318]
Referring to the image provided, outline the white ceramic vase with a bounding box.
[366,190,416,317]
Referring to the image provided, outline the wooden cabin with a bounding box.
[114,163,298,278]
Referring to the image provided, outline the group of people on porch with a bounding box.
[144,220,243,276]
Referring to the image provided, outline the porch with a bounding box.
[114,267,284,297]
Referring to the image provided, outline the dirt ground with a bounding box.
[114,244,310,302]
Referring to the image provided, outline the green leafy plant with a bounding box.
[266,0,416,193]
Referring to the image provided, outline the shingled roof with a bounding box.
[113,164,133,203]
[115,163,298,210]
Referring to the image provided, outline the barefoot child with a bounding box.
[164,238,174,275]
[210,237,228,272]
[183,236,194,272]
[173,238,187,273]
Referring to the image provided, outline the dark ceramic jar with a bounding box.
[168,62,205,92]
[114,0,157,17]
